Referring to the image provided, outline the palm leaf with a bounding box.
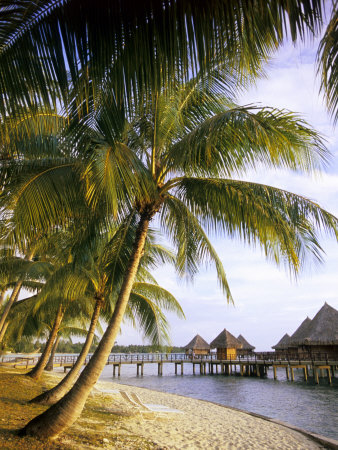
[161,195,233,302]
[175,177,338,272]
[164,106,327,179]
[0,1,325,115]
[317,5,338,124]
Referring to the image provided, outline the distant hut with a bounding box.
[237,334,255,356]
[287,316,312,354]
[210,329,242,360]
[183,334,210,356]
[272,333,291,354]
[289,303,338,358]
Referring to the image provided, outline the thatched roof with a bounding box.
[290,303,338,346]
[183,334,210,350]
[237,334,255,350]
[272,333,291,350]
[210,329,242,349]
[288,316,312,346]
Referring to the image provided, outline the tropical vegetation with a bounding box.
[0,0,336,442]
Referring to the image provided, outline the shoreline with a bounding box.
[174,392,338,449]
[1,366,337,449]
[94,378,338,449]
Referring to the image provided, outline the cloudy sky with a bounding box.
[119,33,338,351]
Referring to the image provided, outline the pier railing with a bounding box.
[1,351,337,367]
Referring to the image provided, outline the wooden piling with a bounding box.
[136,362,143,376]
[113,363,121,377]
[314,367,319,384]
[273,366,277,379]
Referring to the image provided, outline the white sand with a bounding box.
[93,380,325,449]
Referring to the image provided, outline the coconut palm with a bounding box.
[26,303,65,380]
[15,66,338,438]
[0,248,54,343]
[20,213,183,402]
[0,107,75,341]
[0,0,328,121]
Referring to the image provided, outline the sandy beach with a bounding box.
[1,367,335,449]
[92,379,328,449]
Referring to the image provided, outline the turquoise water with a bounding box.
[99,361,338,440]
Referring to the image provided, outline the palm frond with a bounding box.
[161,195,233,302]
[175,177,338,273]
[7,163,85,241]
[126,293,170,346]
[132,282,185,319]
[0,1,325,114]
[165,106,328,179]
[317,5,338,124]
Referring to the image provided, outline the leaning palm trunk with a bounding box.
[19,213,150,438]
[0,251,34,342]
[0,321,9,345]
[31,297,103,405]
[0,280,24,343]
[44,335,61,372]
[0,289,5,307]
[26,305,64,380]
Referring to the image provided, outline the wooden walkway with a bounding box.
[1,352,337,384]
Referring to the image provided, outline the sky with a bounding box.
[118,34,338,351]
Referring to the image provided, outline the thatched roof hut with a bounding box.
[290,303,338,346]
[237,334,255,352]
[210,329,242,349]
[272,333,291,350]
[210,329,242,360]
[183,334,210,355]
[288,316,312,346]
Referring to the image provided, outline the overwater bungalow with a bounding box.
[237,334,255,356]
[183,334,210,356]
[288,316,312,353]
[288,303,338,358]
[210,329,242,360]
[272,333,291,353]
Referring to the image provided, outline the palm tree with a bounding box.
[0,1,333,122]
[16,67,338,438]
[26,303,65,380]
[18,213,183,402]
[0,249,53,343]
[0,108,73,342]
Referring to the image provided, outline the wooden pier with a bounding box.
[1,352,337,384]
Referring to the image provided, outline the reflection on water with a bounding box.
[99,362,338,440]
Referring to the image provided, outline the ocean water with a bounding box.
[99,361,338,440]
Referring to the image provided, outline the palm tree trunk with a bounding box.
[0,251,34,343]
[26,305,64,380]
[44,335,61,372]
[19,213,150,438]
[0,289,5,307]
[0,321,9,346]
[31,297,103,405]
[0,280,24,343]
